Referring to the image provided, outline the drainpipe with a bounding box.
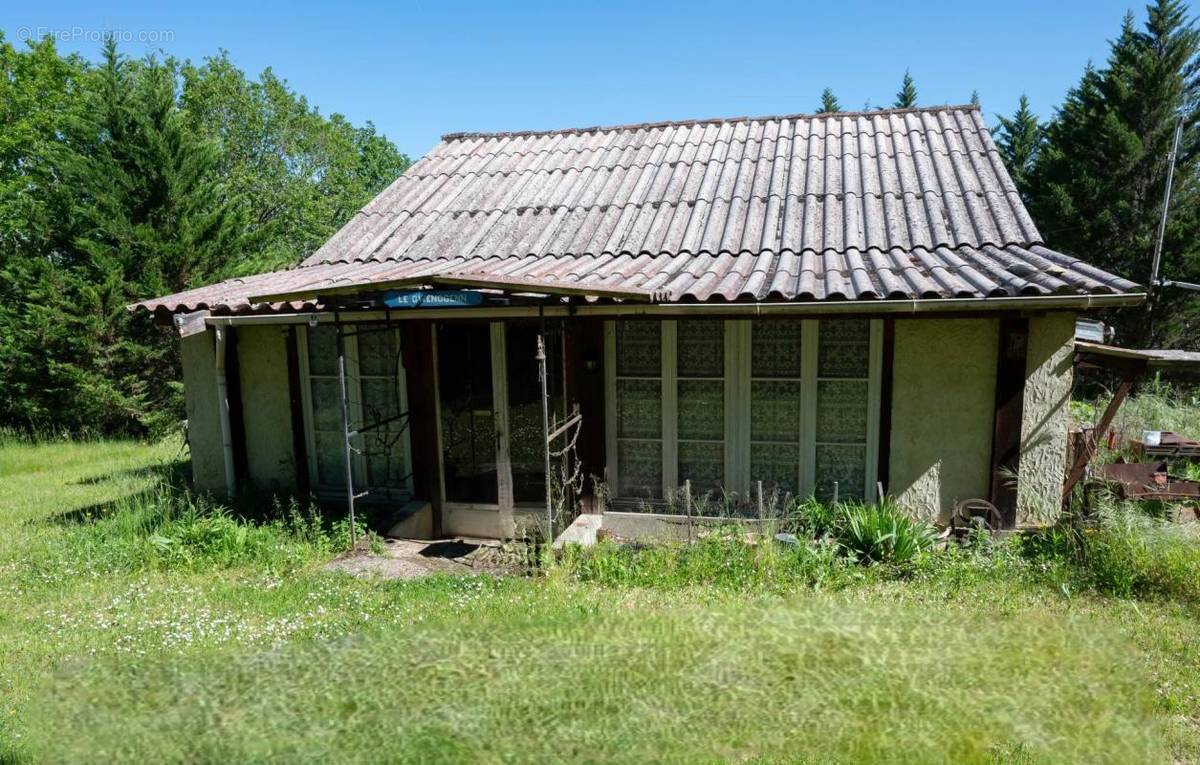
[213,325,237,501]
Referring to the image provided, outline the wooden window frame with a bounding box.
[605,318,883,504]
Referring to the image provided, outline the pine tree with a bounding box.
[1031,0,1200,347]
[992,95,1043,199]
[894,70,917,108]
[817,88,841,113]
[970,90,981,107]
[47,40,250,432]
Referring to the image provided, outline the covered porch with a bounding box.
[172,273,1086,540]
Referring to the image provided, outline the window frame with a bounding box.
[604,318,883,504]
[297,324,415,502]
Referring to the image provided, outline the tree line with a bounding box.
[0,38,410,436]
[816,0,1199,350]
[1,0,1197,439]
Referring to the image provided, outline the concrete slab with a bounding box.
[324,536,528,579]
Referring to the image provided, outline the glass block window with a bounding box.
[606,318,878,506]
[303,325,413,499]
[614,321,662,498]
[815,319,871,501]
[677,320,725,493]
[749,320,803,495]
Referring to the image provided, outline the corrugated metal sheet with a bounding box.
[135,105,1139,315]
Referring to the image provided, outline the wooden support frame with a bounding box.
[1062,365,1146,500]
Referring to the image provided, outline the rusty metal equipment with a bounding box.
[1130,432,1200,461]
[1091,460,1200,502]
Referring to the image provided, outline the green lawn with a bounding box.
[0,436,1198,763]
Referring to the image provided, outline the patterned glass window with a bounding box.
[749,320,803,495]
[607,318,876,506]
[614,321,662,498]
[677,320,724,493]
[304,325,413,498]
[815,320,870,501]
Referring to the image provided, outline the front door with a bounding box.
[434,322,566,517]
[436,323,503,506]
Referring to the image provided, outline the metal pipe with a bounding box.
[1149,116,1184,304]
[213,325,237,501]
[335,319,358,547]
[538,332,553,544]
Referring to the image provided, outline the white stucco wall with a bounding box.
[236,325,297,491]
[889,319,999,523]
[1017,312,1075,524]
[180,330,227,493]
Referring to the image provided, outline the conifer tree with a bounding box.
[992,94,1043,199]
[817,87,841,113]
[894,70,917,108]
[1031,0,1200,346]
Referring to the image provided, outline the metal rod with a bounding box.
[336,315,357,548]
[1149,115,1183,306]
[832,481,839,507]
[538,332,553,544]
[757,480,764,523]
[546,412,584,442]
[350,411,410,437]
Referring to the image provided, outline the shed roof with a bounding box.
[135,104,1140,316]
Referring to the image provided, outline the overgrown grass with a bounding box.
[1,436,1199,762]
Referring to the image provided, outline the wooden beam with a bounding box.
[1062,366,1145,500]
[284,327,311,495]
[989,318,1029,528]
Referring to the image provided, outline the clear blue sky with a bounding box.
[4,0,1147,158]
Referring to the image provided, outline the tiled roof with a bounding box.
[136,105,1138,315]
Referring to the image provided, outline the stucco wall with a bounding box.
[180,330,226,493]
[889,319,998,523]
[1017,312,1075,524]
[236,326,296,491]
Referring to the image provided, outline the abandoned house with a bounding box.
[134,104,1141,539]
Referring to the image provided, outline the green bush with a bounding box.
[556,531,850,591]
[835,499,939,564]
[782,495,839,537]
[48,479,350,575]
[1018,502,1200,602]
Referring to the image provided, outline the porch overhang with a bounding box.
[203,291,1147,327]
[1074,340,1200,371]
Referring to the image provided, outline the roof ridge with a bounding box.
[440,104,980,142]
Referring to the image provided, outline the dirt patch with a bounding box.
[324,537,530,579]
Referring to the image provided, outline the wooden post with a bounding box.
[989,318,1029,528]
[685,479,693,545]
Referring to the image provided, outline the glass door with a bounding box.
[504,324,565,504]
[436,323,499,505]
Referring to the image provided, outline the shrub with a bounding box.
[782,495,839,537]
[834,500,938,565]
[1018,501,1200,602]
[555,531,849,591]
[49,477,351,575]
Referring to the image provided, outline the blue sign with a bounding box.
[382,290,485,308]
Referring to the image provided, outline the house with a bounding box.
[134,104,1141,539]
